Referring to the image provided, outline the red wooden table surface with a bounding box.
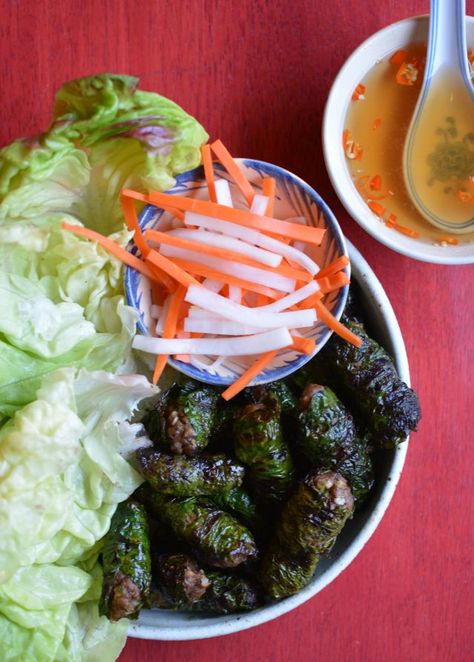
[2,1,473,661]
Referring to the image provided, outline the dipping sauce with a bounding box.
[343,44,474,246]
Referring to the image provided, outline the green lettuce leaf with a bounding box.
[0,367,157,578]
[0,139,90,224]
[0,226,138,419]
[0,74,207,659]
[0,368,157,660]
[0,74,208,233]
[0,563,128,662]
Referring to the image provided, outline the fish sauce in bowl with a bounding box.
[343,43,474,247]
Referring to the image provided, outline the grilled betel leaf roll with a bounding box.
[152,553,259,614]
[293,384,373,502]
[244,380,298,416]
[142,381,220,455]
[194,570,260,614]
[317,320,421,447]
[147,493,258,568]
[211,487,260,531]
[152,553,211,609]
[100,500,151,621]
[233,391,294,506]
[294,384,356,467]
[336,436,374,503]
[137,448,245,496]
[260,471,354,599]
[140,386,171,444]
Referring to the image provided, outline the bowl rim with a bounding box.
[128,239,411,641]
[322,14,474,266]
[124,157,350,386]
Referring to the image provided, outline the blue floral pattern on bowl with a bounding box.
[125,158,349,386]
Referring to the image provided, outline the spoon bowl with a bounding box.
[403,0,474,234]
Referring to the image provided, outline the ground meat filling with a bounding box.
[183,563,211,602]
[166,404,197,454]
[108,572,142,621]
[313,471,354,511]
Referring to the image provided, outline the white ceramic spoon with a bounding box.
[403,0,474,233]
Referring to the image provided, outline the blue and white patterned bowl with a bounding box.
[125,158,349,386]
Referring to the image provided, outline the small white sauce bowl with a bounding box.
[323,15,474,265]
[125,159,349,386]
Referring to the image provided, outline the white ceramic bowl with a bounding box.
[125,159,349,386]
[323,15,474,265]
[128,240,411,641]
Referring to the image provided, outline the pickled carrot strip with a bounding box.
[145,250,200,288]
[221,351,279,401]
[144,191,326,245]
[315,255,350,279]
[290,335,315,355]
[318,271,350,294]
[314,301,362,347]
[297,290,324,309]
[262,177,276,216]
[152,285,187,384]
[201,144,217,203]
[210,139,255,205]
[120,194,150,256]
[121,188,184,221]
[220,334,314,401]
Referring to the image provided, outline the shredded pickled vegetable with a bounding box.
[63,140,357,398]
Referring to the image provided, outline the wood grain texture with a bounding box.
[1,1,473,661]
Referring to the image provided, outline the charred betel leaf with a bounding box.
[292,384,373,503]
[294,384,356,466]
[233,391,295,506]
[260,471,354,599]
[100,500,151,621]
[152,553,260,614]
[243,380,298,416]
[211,487,260,532]
[317,320,421,447]
[152,553,211,609]
[142,381,220,455]
[147,493,258,568]
[196,570,260,614]
[137,448,245,497]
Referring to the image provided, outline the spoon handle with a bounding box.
[426,0,470,83]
